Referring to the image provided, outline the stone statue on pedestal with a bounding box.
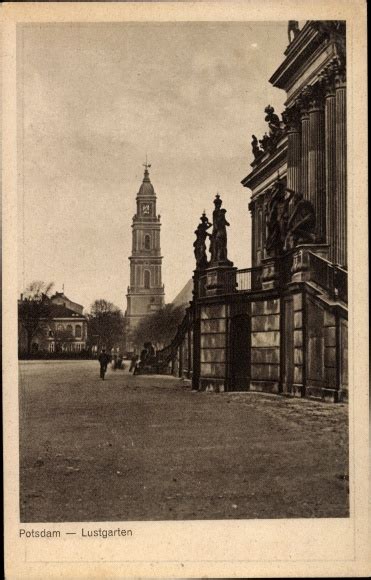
[193,212,212,269]
[265,180,289,257]
[265,182,317,255]
[251,134,262,159]
[210,194,232,265]
[259,133,270,152]
[285,189,316,249]
[264,105,281,137]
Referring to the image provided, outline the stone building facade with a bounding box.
[18,292,88,354]
[125,164,165,351]
[161,21,348,403]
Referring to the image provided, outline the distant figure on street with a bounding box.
[111,353,117,370]
[129,354,139,373]
[146,342,156,359]
[133,344,149,375]
[98,348,110,380]
[117,354,124,370]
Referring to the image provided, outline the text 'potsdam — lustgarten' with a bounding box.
[19,528,134,539]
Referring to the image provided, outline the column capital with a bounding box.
[282,105,301,133]
[308,83,325,112]
[296,86,313,116]
[248,199,256,213]
[319,62,337,97]
[333,60,346,88]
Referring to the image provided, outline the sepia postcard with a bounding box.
[2,1,369,578]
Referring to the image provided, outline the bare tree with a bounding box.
[18,281,54,354]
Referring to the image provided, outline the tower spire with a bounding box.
[143,155,151,179]
[125,166,165,352]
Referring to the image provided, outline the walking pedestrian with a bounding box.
[98,348,110,380]
[129,354,139,373]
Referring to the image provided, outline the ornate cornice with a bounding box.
[270,22,327,91]
[242,139,287,192]
[311,21,346,68]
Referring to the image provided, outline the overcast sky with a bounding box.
[18,21,287,311]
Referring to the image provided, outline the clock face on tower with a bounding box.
[142,203,150,215]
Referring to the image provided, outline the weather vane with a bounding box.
[143,153,151,171]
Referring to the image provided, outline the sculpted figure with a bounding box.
[251,134,261,159]
[264,105,281,137]
[265,181,289,257]
[193,212,212,269]
[214,209,230,262]
[285,189,316,249]
[259,133,270,152]
[210,195,232,264]
[288,21,300,44]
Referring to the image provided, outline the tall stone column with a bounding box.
[308,84,326,242]
[284,106,301,195]
[297,90,311,200]
[335,63,347,268]
[248,200,256,267]
[323,65,337,263]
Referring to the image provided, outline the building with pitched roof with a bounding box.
[18,292,88,355]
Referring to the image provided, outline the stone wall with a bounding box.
[293,292,305,396]
[250,298,280,393]
[189,283,347,402]
[306,296,325,398]
[340,318,348,401]
[199,304,227,392]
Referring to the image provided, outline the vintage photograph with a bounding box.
[17,19,350,524]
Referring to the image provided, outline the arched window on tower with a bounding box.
[144,234,151,250]
[144,270,150,289]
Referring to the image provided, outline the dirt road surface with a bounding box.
[19,360,349,522]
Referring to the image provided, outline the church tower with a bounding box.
[125,162,165,351]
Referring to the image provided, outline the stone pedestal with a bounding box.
[290,244,329,284]
[204,263,237,296]
[261,257,281,290]
[193,269,205,299]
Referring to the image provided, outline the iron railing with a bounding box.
[156,307,193,372]
[308,252,348,302]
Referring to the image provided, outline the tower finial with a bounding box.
[143,154,151,172]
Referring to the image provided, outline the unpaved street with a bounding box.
[19,360,349,522]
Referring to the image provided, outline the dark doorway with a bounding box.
[229,314,250,391]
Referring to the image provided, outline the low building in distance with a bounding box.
[18,291,88,355]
